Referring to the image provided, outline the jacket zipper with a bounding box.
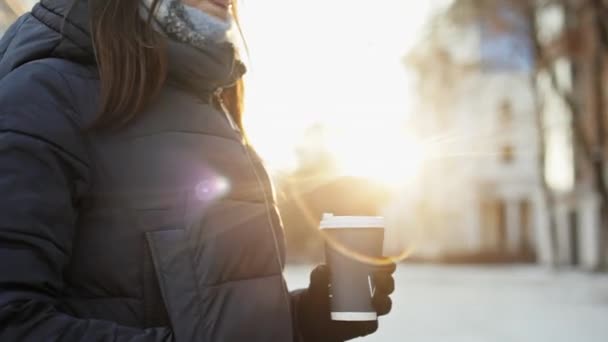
[214,89,240,134]
[214,88,292,325]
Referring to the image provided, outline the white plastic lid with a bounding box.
[319,213,385,230]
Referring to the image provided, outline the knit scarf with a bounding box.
[140,0,236,48]
[140,0,246,94]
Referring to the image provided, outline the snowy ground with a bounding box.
[284,264,608,342]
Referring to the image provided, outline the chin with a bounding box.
[199,3,230,20]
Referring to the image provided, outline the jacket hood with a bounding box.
[0,0,94,79]
[0,0,245,94]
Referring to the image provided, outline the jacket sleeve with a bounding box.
[0,129,172,342]
[0,64,173,341]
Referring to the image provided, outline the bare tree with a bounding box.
[536,0,608,270]
[521,0,562,268]
[588,0,608,270]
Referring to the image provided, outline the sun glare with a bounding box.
[327,126,425,186]
[239,0,442,185]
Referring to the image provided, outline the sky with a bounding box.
[239,0,450,173]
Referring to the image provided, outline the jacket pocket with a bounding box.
[146,229,204,342]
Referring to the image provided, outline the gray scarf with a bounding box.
[140,0,236,48]
[140,0,245,96]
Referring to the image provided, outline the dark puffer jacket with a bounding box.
[0,1,295,341]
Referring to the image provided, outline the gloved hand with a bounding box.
[293,262,396,342]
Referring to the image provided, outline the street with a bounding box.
[285,265,608,342]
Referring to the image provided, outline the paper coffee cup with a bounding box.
[320,213,385,321]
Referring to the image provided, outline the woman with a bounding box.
[0,0,395,341]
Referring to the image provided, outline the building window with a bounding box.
[501,145,515,163]
[499,100,513,126]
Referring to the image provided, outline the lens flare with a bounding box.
[287,181,417,265]
[195,176,231,201]
[321,230,415,266]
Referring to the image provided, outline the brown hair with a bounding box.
[88,0,245,131]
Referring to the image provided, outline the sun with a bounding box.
[237,0,442,184]
[325,125,425,187]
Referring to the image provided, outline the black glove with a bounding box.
[293,262,396,342]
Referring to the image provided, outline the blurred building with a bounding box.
[404,61,544,260]
[401,1,602,267]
